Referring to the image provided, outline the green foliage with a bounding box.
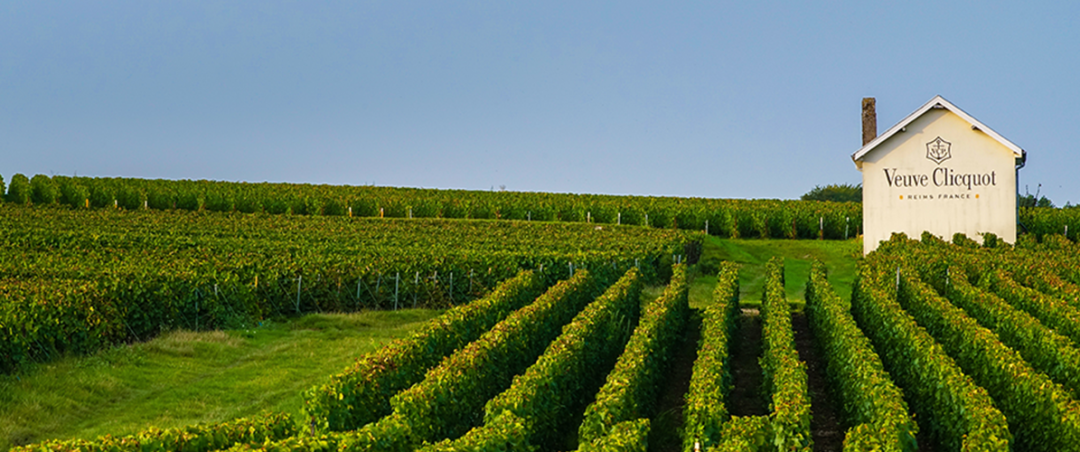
[6,173,30,204]
[0,173,5,198]
[57,176,90,208]
[88,181,114,208]
[935,267,1080,399]
[205,191,235,212]
[895,270,1080,451]
[147,186,177,210]
[116,184,145,210]
[804,262,916,452]
[177,189,201,211]
[576,419,650,452]
[29,174,59,205]
[0,174,864,239]
[483,268,643,449]
[388,271,602,445]
[759,257,812,451]
[414,412,533,452]
[577,265,688,445]
[682,262,739,451]
[236,191,262,213]
[1018,192,1054,208]
[981,269,1080,347]
[0,206,693,372]
[322,197,346,216]
[704,416,770,452]
[10,412,297,452]
[303,271,546,432]
[1021,207,1080,242]
[870,237,1080,451]
[801,183,861,203]
[851,259,1010,451]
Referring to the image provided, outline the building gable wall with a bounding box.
[860,108,1017,254]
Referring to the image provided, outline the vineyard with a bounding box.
[7,226,1079,451]
[0,173,866,239]
[5,175,1080,451]
[0,204,699,373]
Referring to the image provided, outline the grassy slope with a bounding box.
[1,238,860,450]
[701,236,861,307]
[0,310,440,450]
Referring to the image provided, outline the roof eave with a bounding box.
[850,95,1024,165]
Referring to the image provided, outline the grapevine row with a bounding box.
[681,261,739,451]
[423,267,645,451]
[302,270,546,432]
[804,261,916,451]
[11,412,297,452]
[893,266,1080,451]
[577,264,691,445]
[380,271,603,449]
[850,261,1010,450]
[708,258,811,450]
[0,206,695,372]
[0,172,861,239]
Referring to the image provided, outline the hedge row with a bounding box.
[804,261,917,452]
[896,270,1080,451]
[934,267,1080,399]
[302,270,546,432]
[757,257,811,452]
[681,261,739,452]
[12,412,297,452]
[427,267,644,451]
[577,265,690,445]
[850,264,1010,451]
[386,270,603,447]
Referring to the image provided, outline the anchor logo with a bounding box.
[926,137,952,165]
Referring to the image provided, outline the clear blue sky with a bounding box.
[3,2,1077,204]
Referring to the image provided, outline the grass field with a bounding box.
[0,237,861,450]
[0,310,441,450]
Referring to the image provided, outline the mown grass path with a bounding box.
[0,311,440,450]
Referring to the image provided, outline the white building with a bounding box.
[852,96,1026,254]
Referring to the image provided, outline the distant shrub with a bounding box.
[6,173,31,205]
[323,197,346,216]
[264,197,289,214]
[802,184,862,203]
[177,190,201,211]
[58,177,90,208]
[205,192,234,213]
[116,184,145,210]
[88,182,113,208]
[30,174,59,205]
[147,187,177,210]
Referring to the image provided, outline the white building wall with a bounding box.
[859,108,1017,254]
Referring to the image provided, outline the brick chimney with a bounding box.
[862,97,877,146]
